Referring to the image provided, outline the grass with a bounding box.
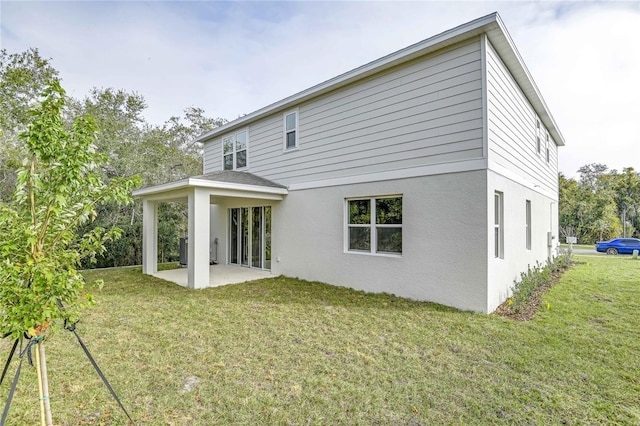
[1,256,639,425]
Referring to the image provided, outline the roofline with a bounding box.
[132,177,289,197]
[197,12,565,147]
[490,14,565,146]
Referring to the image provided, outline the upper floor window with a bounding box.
[545,133,550,163]
[347,196,402,255]
[223,130,248,170]
[284,110,298,150]
[535,118,542,154]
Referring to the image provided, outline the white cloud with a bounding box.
[1,1,638,176]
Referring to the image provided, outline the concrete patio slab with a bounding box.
[153,264,273,288]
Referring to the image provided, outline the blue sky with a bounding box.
[1,1,639,177]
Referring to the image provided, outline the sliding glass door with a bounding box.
[229,206,271,270]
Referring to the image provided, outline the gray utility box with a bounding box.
[179,237,188,267]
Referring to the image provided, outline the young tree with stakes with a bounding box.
[0,80,139,425]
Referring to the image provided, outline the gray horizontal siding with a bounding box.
[205,38,484,185]
[486,39,558,194]
[203,143,219,171]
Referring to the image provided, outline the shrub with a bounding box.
[508,252,573,314]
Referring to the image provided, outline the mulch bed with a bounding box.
[493,269,566,321]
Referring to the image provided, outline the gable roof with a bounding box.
[196,12,565,147]
[132,170,287,197]
[192,170,287,189]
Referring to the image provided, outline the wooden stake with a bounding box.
[37,341,53,426]
[34,341,46,426]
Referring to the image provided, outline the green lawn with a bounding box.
[1,256,639,425]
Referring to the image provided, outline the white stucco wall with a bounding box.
[486,170,560,313]
[270,171,489,312]
[209,204,226,264]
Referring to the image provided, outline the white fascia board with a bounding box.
[486,15,566,147]
[187,178,288,195]
[132,178,288,198]
[196,13,500,144]
[132,178,191,196]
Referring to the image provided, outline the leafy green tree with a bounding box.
[559,172,579,239]
[0,48,58,132]
[0,81,139,423]
[118,108,224,265]
[2,50,227,269]
[559,164,640,244]
[0,48,59,201]
[577,163,610,193]
[72,90,225,267]
[69,87,147,179]
[613,167,640,237]
[574,164,619,242]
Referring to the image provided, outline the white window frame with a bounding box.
[345,196,402,256]
[494,191,504,259]
[535,118,542,155]
[283,109,298,151]
[525,200,531,250]
[545,133,550,163]
[222,128,249,171]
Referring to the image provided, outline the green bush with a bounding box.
[509,252,573,314]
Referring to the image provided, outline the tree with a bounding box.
[559,164,640,244]
[2,50,227,270]
[613,167,640,237]
[0,49,59,201]
[0,81,139,424]
[80,102,225,267]
[559,173,581,239]
[69,87,147,180]
[0,48,59,132]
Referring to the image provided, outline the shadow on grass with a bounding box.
[83,266,463,314]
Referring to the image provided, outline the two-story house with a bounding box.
[133,12,565,313]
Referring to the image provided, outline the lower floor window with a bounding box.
[347,196,402,254]
[494,191,504,259]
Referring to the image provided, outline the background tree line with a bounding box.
[1,48,226,267]
[560,164,640,244]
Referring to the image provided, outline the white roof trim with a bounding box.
[488,14,565,146]
[197,12,565,147]
[132,177,288,197]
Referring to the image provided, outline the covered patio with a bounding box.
[153,264,273,288]
[132,171,287,289]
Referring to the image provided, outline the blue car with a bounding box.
[595,238,640,255]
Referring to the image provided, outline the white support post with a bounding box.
[188,188,210,289]
[142,199,158,275]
